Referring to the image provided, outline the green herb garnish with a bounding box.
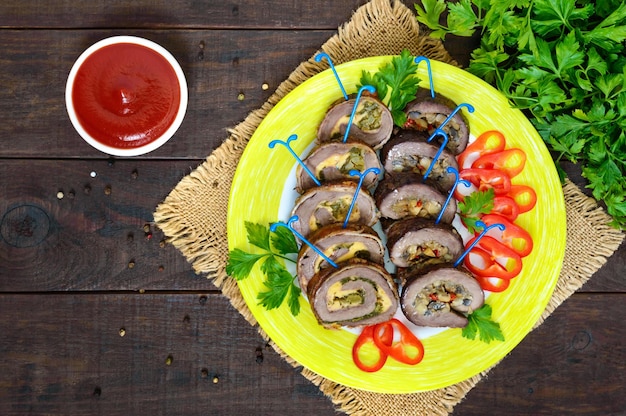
[458,188,495,233]
[226,221,301,316]
[415,0,626,229]
[358,49,422,126]
[462,304,505,343]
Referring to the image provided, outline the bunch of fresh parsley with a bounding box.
[415,0,626,229]
[226,222,301,316]
[358,49,422,126]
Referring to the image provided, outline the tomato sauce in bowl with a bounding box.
[66,36,188,156]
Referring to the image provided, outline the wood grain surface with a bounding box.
[0,1,624,415]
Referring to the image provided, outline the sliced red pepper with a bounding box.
[507,184,537,214]
[352,325,388,372]
[373,319,424,365]
[457,130,507,169]
[480,213,534,257]
[492,195,520,222]
[474,275,511,292]
[464,235,523,280]
[472,148,527,179]
[459,168,512,196]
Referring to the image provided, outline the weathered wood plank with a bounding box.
[0,159,207,291]
[0,293,623,415]
[0,29,333,158]
[0,0,371,30]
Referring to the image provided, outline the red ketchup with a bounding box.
[71,42,181,149]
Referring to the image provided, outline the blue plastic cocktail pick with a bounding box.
[314,52,349,101]
[435,167,471,224]
[423,129,449,182]
[435,103,475,133]
[270,215,338,268]
[453,220,506,267]
[414,56,435,99]
[342,167,380,228]
[343,85,376,143]
[269,134,321,187]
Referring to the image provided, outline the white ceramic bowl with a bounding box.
[65,36,188,156]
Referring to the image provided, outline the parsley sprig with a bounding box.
[415,0,626,229]
[358,49,422,127]
[226,222,301,316]
[458,188,495,233]
[462,304,505,343]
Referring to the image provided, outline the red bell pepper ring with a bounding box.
[474,275,511,292]
[457,130,507,169]
[373,319,424,366]
[464,235,523,280]
[492,195,520,222]
[507,184,537,213]
[352,325,389,372]
[459,168,512,196]
[472,148,527,179]
[480,213,534,257]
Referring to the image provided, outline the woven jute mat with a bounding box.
[154,0,625,414]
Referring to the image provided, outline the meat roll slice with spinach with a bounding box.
[291,181,379,239]
[307,258,398,329]
[380,129,459,191]
[403,88,470,155]
[295,140,381,193]
[374,173,456,224]
[400,264,484,328]
[296,223,384,294]
[317,94,393,150]
[386,217,463,270]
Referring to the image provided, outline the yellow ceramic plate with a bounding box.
[227,56,566,393]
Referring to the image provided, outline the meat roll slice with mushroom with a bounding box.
[296,223,385,294]
[403,88,470,155]
[380,129,459,191]
[386,217,463,270]
[307,258,399,329]
[295,140,381,193]
[374,173,456,224]
[317,94,393,150]
[291,181,379,239]
[400,264,484,328]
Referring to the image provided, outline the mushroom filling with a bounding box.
[310,196,360,232]
[413,280,473,317]
[316,147,366,180]
[391,153,452,178]
[391,197,442,218]
[406,111,461,142]
[329,99,383,138]
[403,241,451,265]
[325,278,392,316]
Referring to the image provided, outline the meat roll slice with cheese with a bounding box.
[296,223,384,294]
[317,94,394,150]
[295,140,381,193]
[307,258,399,329]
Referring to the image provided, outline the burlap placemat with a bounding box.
[154,0,625,414]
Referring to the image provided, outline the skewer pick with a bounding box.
[343,167,380,228]
[271,216,338,268]
[343,85,376,143]
[315,52,348,101]
[269,134,321,187]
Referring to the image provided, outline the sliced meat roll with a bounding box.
[400,264,484,328]
[291,181,379,238]
[386,217,463,269]
[317,94,393,150]
[403,88,470,155]
[296,223,385,294]
[380,129,459,191]
[307,258,399,329]
[374,173,456,224]
[295,140,381,193]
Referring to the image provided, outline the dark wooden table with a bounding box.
[1,1,624,415]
